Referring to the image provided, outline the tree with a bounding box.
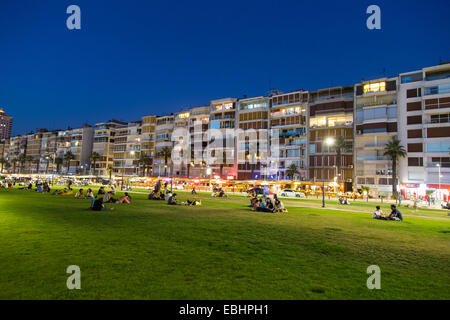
[90,152,100,176]
[64,151,75,174]
[138,153,152,176]
[361,185,370,202]
[55,157,64,174]
[285,163,300,181]
[383,137,407,201]
[0,158,9,173]
[159,147,172,177]
[25,156,33,173]
[18,154,27,173]
[334,135,349,192]
[107,165,113,180]
[32,158,40,173]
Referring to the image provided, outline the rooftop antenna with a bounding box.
[382,67,386,77]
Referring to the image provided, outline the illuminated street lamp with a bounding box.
[322,137,335,208]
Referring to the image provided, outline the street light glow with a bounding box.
[325,137,335,146]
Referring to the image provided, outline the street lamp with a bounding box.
[437,163,441,202]
[206,167,212,192]
[322,137,335,208]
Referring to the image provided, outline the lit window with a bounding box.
[363,81,386,94]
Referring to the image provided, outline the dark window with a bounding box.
[407,143,423,152]
[407,115,422,125]
[408,157,423,166]
[407,129,422,138]
[407,102,421,111]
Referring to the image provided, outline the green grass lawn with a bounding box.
[0,188,449,299]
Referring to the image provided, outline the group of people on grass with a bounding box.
[338,197,350,205]
[148,180,201,206]
[250,194,287,213]
[211,186,227,198]
[373,205,403,221]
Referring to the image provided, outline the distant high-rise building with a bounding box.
[0,109,12,140]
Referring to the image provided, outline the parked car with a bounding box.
[279,189,306,198]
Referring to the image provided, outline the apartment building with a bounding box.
[153,115,174,177]
[0,109,13,140]
[236,96,270,180]
[187,106,209,178]
[25,131,44,173]
[92,120,126,177]
[269,91,308,180]
[0,138,10,173]
[38,130,58,173]
[56,125,94,174]
[113,121,141,177]
[208,98,238,179]
[140,115,156,176]
[172,111,190,177]
[354,77,398,197]
[397,63,450,200]
[308,86,354,191]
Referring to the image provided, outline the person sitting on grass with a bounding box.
[274,199,288,213]
[165,191,172,201]
[250,195,258,207]
[91,198,114,211]
[117,192,132,204]
[255,199,272,213]
[191,186,197,195]
[266,197,274,211]
[388,205,403,221]
[97,186,106,198]
[86,188,95,208]
[75,189,85,199]
[148,191,157,200]
[372,205,387,220]
[103,191,117,203]
[168,193,178,205]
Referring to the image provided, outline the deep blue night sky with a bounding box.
[1,0,449,135]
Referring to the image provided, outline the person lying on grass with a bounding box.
[91,198,114,211]
[117,192,132,204]
[183,199,201,206]
[75,189,85,199]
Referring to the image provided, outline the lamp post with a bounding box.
[437,163,441,202]
[322,137,335,208]
[206,167,212,192]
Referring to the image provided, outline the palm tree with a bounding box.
[286,163,300,181]
[361,185,370,202]
[0,158,9,173]
[107,164,113,180]
[25,156,33,173]
[159,147,172,177]
[55,157,64,174]
[44,153,53,174]
[64,151,75,174]
[383,137,407,201]
[334,135,349,192]
[32,158,40,173]
[90,152,101,176]
[18,154,27,173]
[138,153,152,176]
